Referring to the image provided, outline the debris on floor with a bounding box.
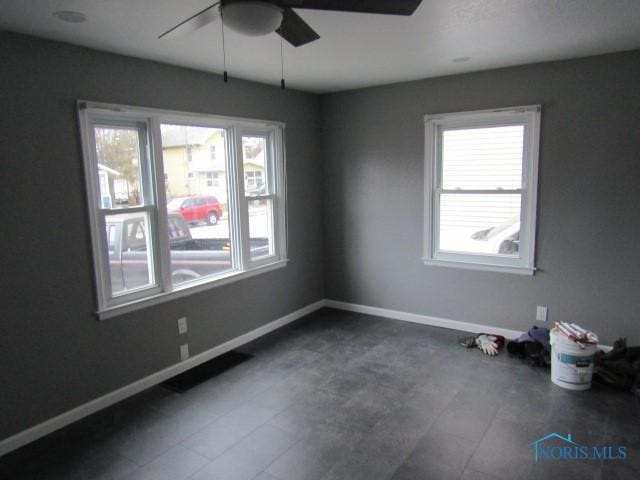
[506,326,551,367]
[594,338,640,396]
[459,333,505,356]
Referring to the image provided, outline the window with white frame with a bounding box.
[423,106,540,274]
[206,171,218,187]
[244,170,263,188]
[79,102,287,316]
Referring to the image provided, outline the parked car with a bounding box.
[167,195,222,225]
[470,217,520,255]
[105,213,268,291]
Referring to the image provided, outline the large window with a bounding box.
[424,106,540,274]
[79,102,287,317]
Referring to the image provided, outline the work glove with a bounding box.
[475,334,499,356]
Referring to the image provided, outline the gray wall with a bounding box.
[321,51,640,346]
[2,29,639,442]
[0,32,324,440]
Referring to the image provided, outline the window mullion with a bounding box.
[433,126,443,256]
[137,122,154,206]
[266,130,282,259]
[149,117,172,292]
[433,189,442,254]
[226,127,248,271]
[236,130,251,269]
[96,209,112,307]
[141,205,161,291]
[135,120,163,295]
[275,127,287,260]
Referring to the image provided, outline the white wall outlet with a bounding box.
[179,344,189,361]
[177,317,188,335]
[536,305,548,322]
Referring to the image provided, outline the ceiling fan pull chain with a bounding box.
[280,26,285,89]
[220,5,228,82]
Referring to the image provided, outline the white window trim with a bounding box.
[237,127,286,268]
[78,101,288,319]
[423,105,541,275]
[97,260,288,320]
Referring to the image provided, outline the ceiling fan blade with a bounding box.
[276,8,320,47]
[158,2,221,39]
[281,0,423,16]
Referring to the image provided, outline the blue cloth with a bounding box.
[516,326,551,352]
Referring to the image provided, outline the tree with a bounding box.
[94,127,141,204]
[243,136,264,160]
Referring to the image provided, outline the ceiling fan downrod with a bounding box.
[220,5,229,82]
[280,25,285,89]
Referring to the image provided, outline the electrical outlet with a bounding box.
[177,317,188,335]
[536,305,548,322]
[180,344,189,361]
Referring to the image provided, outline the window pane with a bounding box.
[242,135,274,260]
[442,126,523,190]
[439,194,521,255]
[160,124,233,285]
[94,126,144,208]
[105,212,154,295]
[242,136,267,195]
[248,198,274,260]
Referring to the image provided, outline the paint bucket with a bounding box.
[550,328,597,390]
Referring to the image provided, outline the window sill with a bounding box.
[97,259,289,320]
[422,258,535,276]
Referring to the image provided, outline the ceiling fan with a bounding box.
[159,0,424,47]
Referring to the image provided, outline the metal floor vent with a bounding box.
[162,350,254,393]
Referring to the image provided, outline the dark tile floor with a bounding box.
[1,308,639,480]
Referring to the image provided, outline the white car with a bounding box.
[470,217,520,255]
[439,217,520,255]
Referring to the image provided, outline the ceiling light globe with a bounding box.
[222,1,283,36]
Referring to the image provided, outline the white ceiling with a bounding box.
[2,0,640,93]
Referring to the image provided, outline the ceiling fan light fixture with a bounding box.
[222,1,283,36]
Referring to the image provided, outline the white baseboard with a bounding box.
[325,299,524,339]
[0,299,326,457]
[324,299,613,351]
[1,297,612,456]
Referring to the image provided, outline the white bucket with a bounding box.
[550,328,597,391]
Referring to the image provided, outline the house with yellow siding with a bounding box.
[161,126,265,204]
[161,126,228,201]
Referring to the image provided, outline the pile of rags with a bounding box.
[506,326,551,367]
[594,338,640,396]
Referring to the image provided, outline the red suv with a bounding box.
[167,196,222,225]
